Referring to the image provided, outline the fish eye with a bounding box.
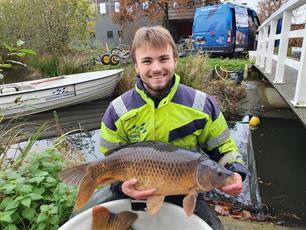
[217,172,223,177]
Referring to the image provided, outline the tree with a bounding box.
[0,0,97,54]
[111,0,220,29]
[257,0,287,22]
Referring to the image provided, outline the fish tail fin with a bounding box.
[58,162,91,186]
[92,206,137,230]
[75,173,96,209]
[92,206,110,230]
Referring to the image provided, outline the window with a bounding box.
[235,7,248,28]
[118,30,123,38]
[99,3,106,15]
[127,6,133,13]
[142,1,149,9]
[107,31,113,39]
[115,2,120,13]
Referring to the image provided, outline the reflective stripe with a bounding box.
[201,128,230,150]
[192,90,206,111]
[169,118,206,142]
[112,96,127,118]
[100,137,121,150]
[218,151,243,166]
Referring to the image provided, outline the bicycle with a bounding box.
[100,43,130,66]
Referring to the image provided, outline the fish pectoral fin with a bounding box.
[92,206,110,230]
[183,191,198,217]
[75,174,96,210]
[99,178,117,184]
[110,211,138,230]
[146,195,165,215]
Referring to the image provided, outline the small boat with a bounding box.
[0,69,124,119]
[59,199,212,230]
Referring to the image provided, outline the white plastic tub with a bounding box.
[59,199,212,230]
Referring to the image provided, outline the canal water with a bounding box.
[251,116,306,227]
[4,98,306,227]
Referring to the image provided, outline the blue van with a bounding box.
[192,3,260,55]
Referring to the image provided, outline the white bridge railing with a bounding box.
[256,0,306,107]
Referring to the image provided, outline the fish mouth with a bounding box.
[225,173,237,186]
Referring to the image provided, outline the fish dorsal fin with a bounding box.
[146,195,165,215]
[92,205,110,230]
[183,191,198,217]
[58,162,91,186]
[109,211,138,230]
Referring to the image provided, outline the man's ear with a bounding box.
[134,63,139,75]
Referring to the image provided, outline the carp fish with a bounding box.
[92,205,137,230]
[59,141,236,216]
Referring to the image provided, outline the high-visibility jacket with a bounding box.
[100,74,247,176]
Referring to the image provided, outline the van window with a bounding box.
[194,13,226,32]
[235,7,248,27]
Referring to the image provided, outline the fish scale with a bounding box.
[90,145,201,195]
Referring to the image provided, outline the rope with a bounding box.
[214,64,230,82]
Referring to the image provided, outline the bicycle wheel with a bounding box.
[110,54,120,65]
[101,54,110,65]
[110,47,123,55]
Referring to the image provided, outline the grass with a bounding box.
[207,57,252,71]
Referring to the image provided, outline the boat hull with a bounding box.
[0,69,124,119]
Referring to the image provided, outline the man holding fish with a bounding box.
[100,26,248,228]
[60,26,249,229]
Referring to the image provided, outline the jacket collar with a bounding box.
[135,74,181,108]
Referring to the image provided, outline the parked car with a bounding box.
[192,3,260,55]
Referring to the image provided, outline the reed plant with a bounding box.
[176,54,211,89]
[0,117,45,170]
[31,53,96,78]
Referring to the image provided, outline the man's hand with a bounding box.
[122,178,156,200]
[220,172,242,196]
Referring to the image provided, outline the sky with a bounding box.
[223,0,306,23]
[223,0,259,11]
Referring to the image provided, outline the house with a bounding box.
[94,1,207,46]
[95,1,126,47]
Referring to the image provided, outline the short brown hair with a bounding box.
[130,26,178,63]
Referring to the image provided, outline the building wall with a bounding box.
[95,15,123,47]
[95,0,160,46]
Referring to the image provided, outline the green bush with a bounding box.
[0,150,77,230]
[0,39,36,80]
[0,0,96,54]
